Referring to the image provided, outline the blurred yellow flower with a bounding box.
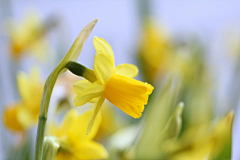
[164,111,234,160]
[74,37,154,134]
[3,67,43,132]
[7,12,51,60]
[138,22,173,82]
[49,109,108,160]
[138,21,202,85]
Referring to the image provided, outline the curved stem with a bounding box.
[34,62,95,160]
[34,62,94,160]
[34,19,97,160]
[34,70,59,160]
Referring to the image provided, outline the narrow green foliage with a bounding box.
[157,102,184,143]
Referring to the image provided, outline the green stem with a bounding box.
[35,116,47,160]
[34,62,95,160]
[34,19,97,160]
[34,71,59,160]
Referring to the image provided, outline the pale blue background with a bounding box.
[1,1,240,159]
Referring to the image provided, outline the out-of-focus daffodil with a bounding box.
[3,103,25,132]
[48,109,108,160]
[162,111,234,160]
[3,67,43,132]
[138,22,174,83]
[73,37,154,134]
[138,21,205,85]
[7,12,52,60]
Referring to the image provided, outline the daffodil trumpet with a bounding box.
[34,19,97,160]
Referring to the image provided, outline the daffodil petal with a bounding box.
[93,36,114,59]
[5,68,42,132]
[3,104,24,132]
[87,95,105,135]
[94,53,115,84]
[116,63,139,78]
[73,79,92,94]
[89,97,99,103]
[51,109,104,160]
[16,68,43,118]
[74,81,105,106]
[17,107,34,129]
[30,66,41,82]
[73,80,99,103]
[56,109,79,137]
[17,71,31,104]
[73,141,108,159]
[68,109,102,142]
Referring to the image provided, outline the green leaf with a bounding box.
[135,76,181,159]
[157,102,184,143]
[214,110,234,160]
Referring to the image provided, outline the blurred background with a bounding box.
[1,0,240,160]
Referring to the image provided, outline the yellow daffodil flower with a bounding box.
[3,67,43,132]
[48,109,108,160]
[7,12,52,60]
[74,37,154,134]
